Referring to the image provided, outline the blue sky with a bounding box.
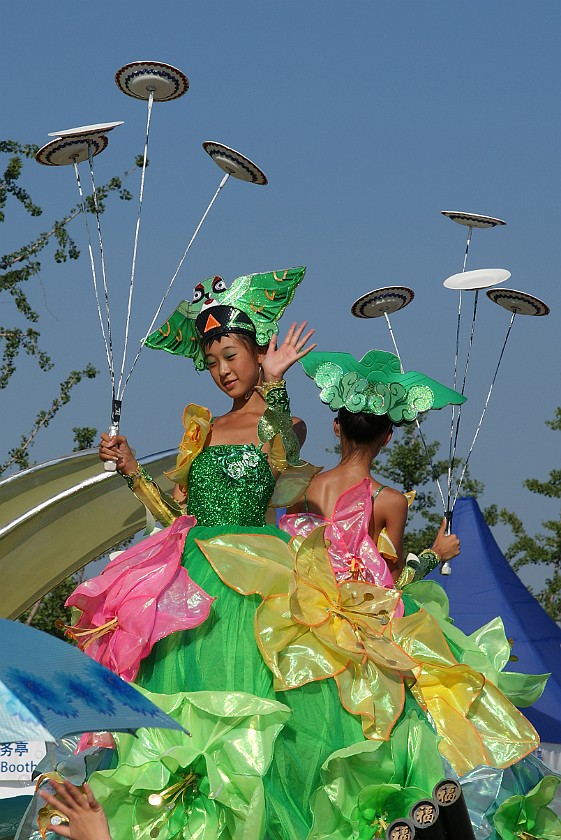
[2,1,560,588]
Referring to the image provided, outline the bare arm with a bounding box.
[292,415,307,448]
[376,490,409,582]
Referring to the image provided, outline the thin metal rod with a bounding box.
[72,159,113,385]
[383,311,401,363]
[449,289,479,482]
[382,311,446,512]
[116,89,154,398]
[453,311,517,505]
[87,144,115,395]
[446,224,473,513]
[119,172,231,399]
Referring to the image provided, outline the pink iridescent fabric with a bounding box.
[65,516,214,682]
[279,478,404,617]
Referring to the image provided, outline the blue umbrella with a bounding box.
[0,619,186,742]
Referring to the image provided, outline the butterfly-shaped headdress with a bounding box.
[145,266,306,370]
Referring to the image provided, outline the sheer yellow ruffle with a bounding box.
[392,611,539,775]
[267,432,323,508]
[197,527,416,741]
[164,404,212,486]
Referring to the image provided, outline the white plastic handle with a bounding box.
[103,424,119,472]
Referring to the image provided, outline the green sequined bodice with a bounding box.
[186,445,276,527]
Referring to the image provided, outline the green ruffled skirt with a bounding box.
[139,524,364,840]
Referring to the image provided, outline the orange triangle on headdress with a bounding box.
[203,313,221,333]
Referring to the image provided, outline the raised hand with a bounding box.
[99,432,137,475]
[39,780,112,840]
[261,322,316,382]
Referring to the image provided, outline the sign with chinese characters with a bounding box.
[0,741,46,782]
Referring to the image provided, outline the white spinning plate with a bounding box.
[36,135,109,166]
[202,141,268,185]
[48,122,124,138]
[441,210,506,229]
[115,61,189,102]
[443,268,510,291]
[351,286,414,318]
[486,288,550,316]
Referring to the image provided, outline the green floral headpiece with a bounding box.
[301,349,466,424]
[144,266,306,370]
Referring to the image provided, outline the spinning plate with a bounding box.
[486,288,550,316]
[351,286,414,318]
[115,61,189,102]
[443,268,510,290]
[441,210,506,228]
[48,121,123,138]
[36,134,109,166]
[203,141,268,184]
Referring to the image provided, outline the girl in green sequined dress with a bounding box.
[89,266,363,839]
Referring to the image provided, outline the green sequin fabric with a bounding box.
[257,384,303,466]
[186,445,275,527]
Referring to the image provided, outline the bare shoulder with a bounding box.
[376,485,409,514]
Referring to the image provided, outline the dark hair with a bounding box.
[337,407,393,446]
[202,332,261,354]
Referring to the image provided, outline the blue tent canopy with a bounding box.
[429,496,561,744]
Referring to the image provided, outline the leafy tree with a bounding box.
[497,408,561,621]
[0,139,136,475]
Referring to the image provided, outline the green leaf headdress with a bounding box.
[144,266,306,370]
[301,349,466,424]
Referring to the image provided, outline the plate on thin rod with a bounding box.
[48,122,123,138]
[115,61,189,102]
[486,288,550,316]
[203,141,268,185]
[36,135,109,166]
[441,210,506,229]
[351,286,414,318]
[443,268,510,291]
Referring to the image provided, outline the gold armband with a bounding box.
[122,463,184,527]
[256,381,303,467]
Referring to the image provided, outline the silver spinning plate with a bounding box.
[48,121,124,138]
[443,268,510,291]
[36,134,109,167]
[351,286,414,318]
[441,210,506,228]
[486,288,550,316]
[203,141,268,185]
[115,61,189,102]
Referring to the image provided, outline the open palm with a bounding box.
[262,322,316,382]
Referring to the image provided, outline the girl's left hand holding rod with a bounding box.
[99,432,137,475]
[261,321,316,382]
[39,780,112,840]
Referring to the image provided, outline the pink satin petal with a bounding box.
[65,516,213,680]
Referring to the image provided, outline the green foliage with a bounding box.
[498,407,561,622]
[1,365,98,474]
[1,138,138,475]
[73,426,98,451]
[19,575,80,641]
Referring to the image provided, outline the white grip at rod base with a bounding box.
[103,424,119,472]
[440,561,452,576]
